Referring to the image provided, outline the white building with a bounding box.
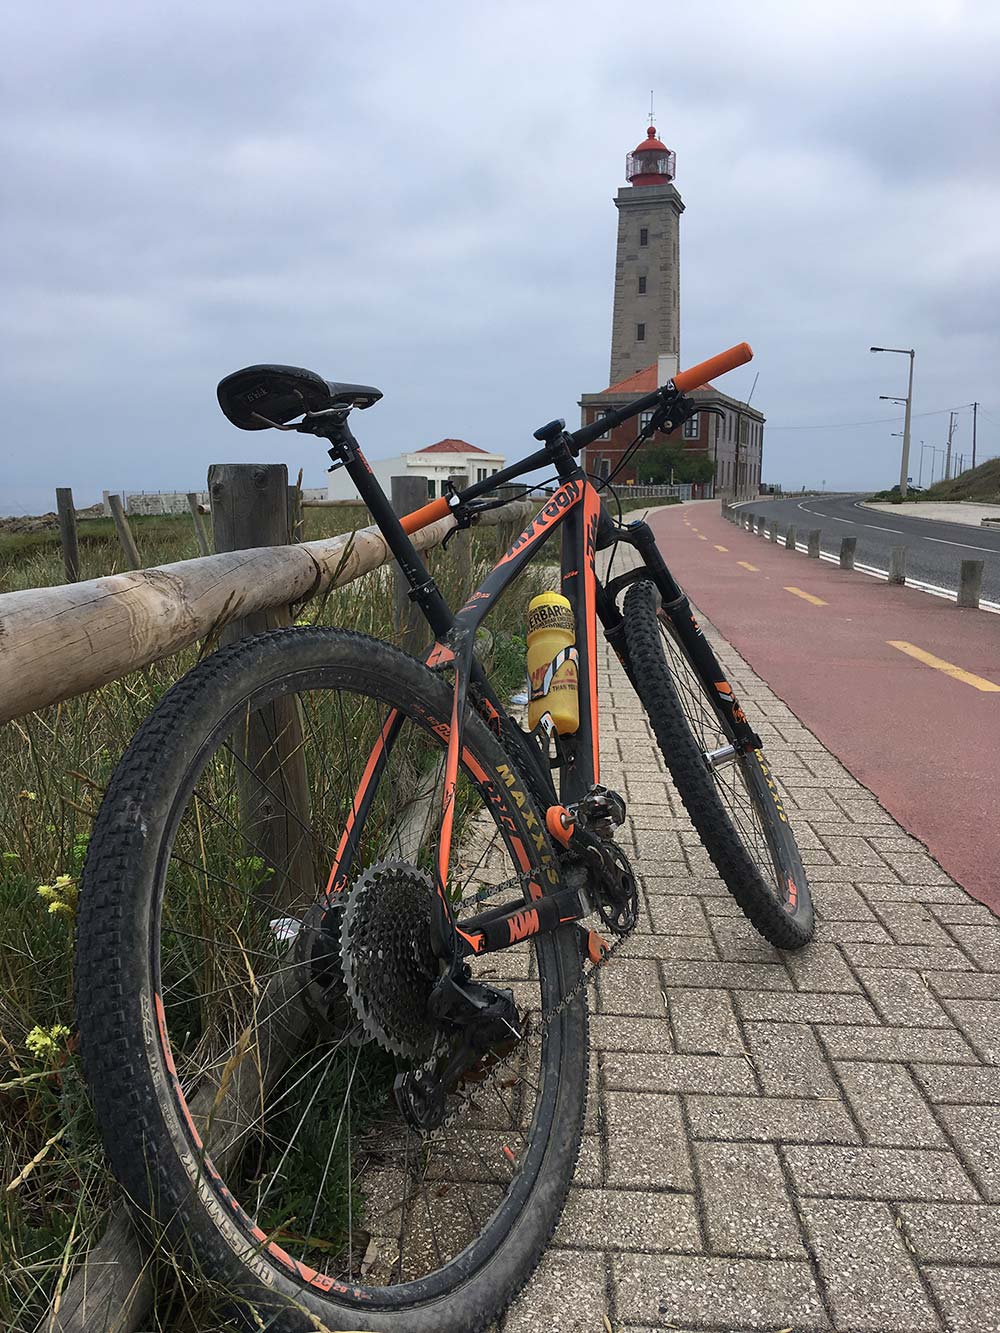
[326,439,505,502]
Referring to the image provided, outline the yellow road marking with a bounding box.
[697,534,708,541]
[785,586,828,606]
[714,544,729,552]
[887,641,1000,693]
[737,561,759,572]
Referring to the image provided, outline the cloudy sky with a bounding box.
[3,0,999,513]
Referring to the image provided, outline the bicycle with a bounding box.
[75,342,813,1332]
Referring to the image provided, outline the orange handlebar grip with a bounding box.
[399,496,452,535]
[672,342,753,393]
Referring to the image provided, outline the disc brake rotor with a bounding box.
[339,860,440,1059]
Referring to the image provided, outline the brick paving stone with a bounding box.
[695,1141,805,1257]
[597,958,668,1017]
[603,1051,757,1095]
[783,942,860,993]
[819,1024,978,1063]
[835,1061,946,1149]
[734,989,880,1025]
[612,1253,829,1329]
[930,902,998,925]
[605,1091,693,1190]
[744,1022,839,1097]
[936,1104,1000,1201]
[943,998,1000,1062]
[589,1015,674,1052]
[669,988,744,1055]
[912,1063,1000,1104]
[818,835,889,869]
[924,1267,1000,1333]
[862,880,971,905]
[554,1186,701,1252]
[898,1201,1000,1262]
[659,960,794,990]
[640,873,729,896]
[878,852,955,884]
[644,894,711,934]
[840,942,972,972]
[708,918,785,964]
[925,969,1000,1000]
[808,917,894,944]
[856,967,950,1027]
[685,1093,859,1145]
[798,1197,940,1331]
[624,932,720,962]
[782,1145,978,1201]
[504,1247,609,1333]
[872,901,954,946]
[811,882,879,919]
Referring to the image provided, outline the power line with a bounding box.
[767,404,986,432]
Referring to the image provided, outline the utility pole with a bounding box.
[945,411,957,481]
[972,401,978,469]
[871,346,915,498]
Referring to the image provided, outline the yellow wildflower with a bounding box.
[18,791,37,801]
[36,874,78,917]
[25,1024,71,1059]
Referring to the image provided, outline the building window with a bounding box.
[639,411,654,431]
[476,467,488,482]
[595,457,610,479]
[637,274,646,294]
[682,413,699,440]
[427,479,436,498]
[636,323,645,342]
[590,410,611,440]
[639,227,648,246]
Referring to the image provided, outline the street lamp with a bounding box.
[871,346,915,499]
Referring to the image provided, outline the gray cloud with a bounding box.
[2,0,999,513]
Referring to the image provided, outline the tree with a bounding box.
[636,440,716,485]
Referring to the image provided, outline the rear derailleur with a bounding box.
[394,968,520,1132]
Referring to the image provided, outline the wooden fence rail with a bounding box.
[0,495,534,724]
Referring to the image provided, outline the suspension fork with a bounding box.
[622,519,762,753]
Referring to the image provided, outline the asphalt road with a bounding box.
[739,492,1000,605]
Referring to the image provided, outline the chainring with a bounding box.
[339,860,440,1059]
[595,842,640,936]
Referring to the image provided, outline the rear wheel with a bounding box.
[75,627,587,1332]
[622,580,813,949]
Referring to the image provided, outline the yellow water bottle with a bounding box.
[526,592,580,734]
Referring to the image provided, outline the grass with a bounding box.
[869,456,1000,505]
[0,501,548,1332]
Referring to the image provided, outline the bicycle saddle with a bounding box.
[217,364,383,431]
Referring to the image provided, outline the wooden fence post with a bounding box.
[208,463,312,912]
[107,494,141,570]
[186,492,210,556]
[55,487,80,583]
[391,474,428,654]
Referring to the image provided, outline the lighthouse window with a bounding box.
[637,274,646,294]
[636,323,646,342]
[639,227,648,246]
[683,413,700,439]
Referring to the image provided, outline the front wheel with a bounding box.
[622,580,813,950]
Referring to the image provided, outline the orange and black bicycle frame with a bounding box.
[316,366,762,964]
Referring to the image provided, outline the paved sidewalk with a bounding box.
[864,500,1000,528]
[504,558,1000,1333]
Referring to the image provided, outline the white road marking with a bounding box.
[923,536,996,553]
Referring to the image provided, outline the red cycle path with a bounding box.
[646,502,1000,911]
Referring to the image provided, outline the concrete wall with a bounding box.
[609,183,684,385]
[125,491,209,516]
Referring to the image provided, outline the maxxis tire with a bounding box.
[622,580,813,950]
[75,626,588,1333]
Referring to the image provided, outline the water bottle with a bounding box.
[526,592,579,734]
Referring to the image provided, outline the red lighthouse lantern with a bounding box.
[625,126,676,186]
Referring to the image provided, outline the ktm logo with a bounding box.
[496,482,583,567]
[508,908,540,943]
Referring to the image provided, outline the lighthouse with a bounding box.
[609,124,684,385]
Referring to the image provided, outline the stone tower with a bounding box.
[608,124,684,385]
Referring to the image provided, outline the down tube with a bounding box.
[559,480,602,804]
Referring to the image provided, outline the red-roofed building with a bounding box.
[579,122,765,498]
[326,437,504,501]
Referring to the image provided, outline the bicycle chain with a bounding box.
[418,862,638,1136]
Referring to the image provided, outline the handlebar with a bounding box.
[673,342,753,393]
